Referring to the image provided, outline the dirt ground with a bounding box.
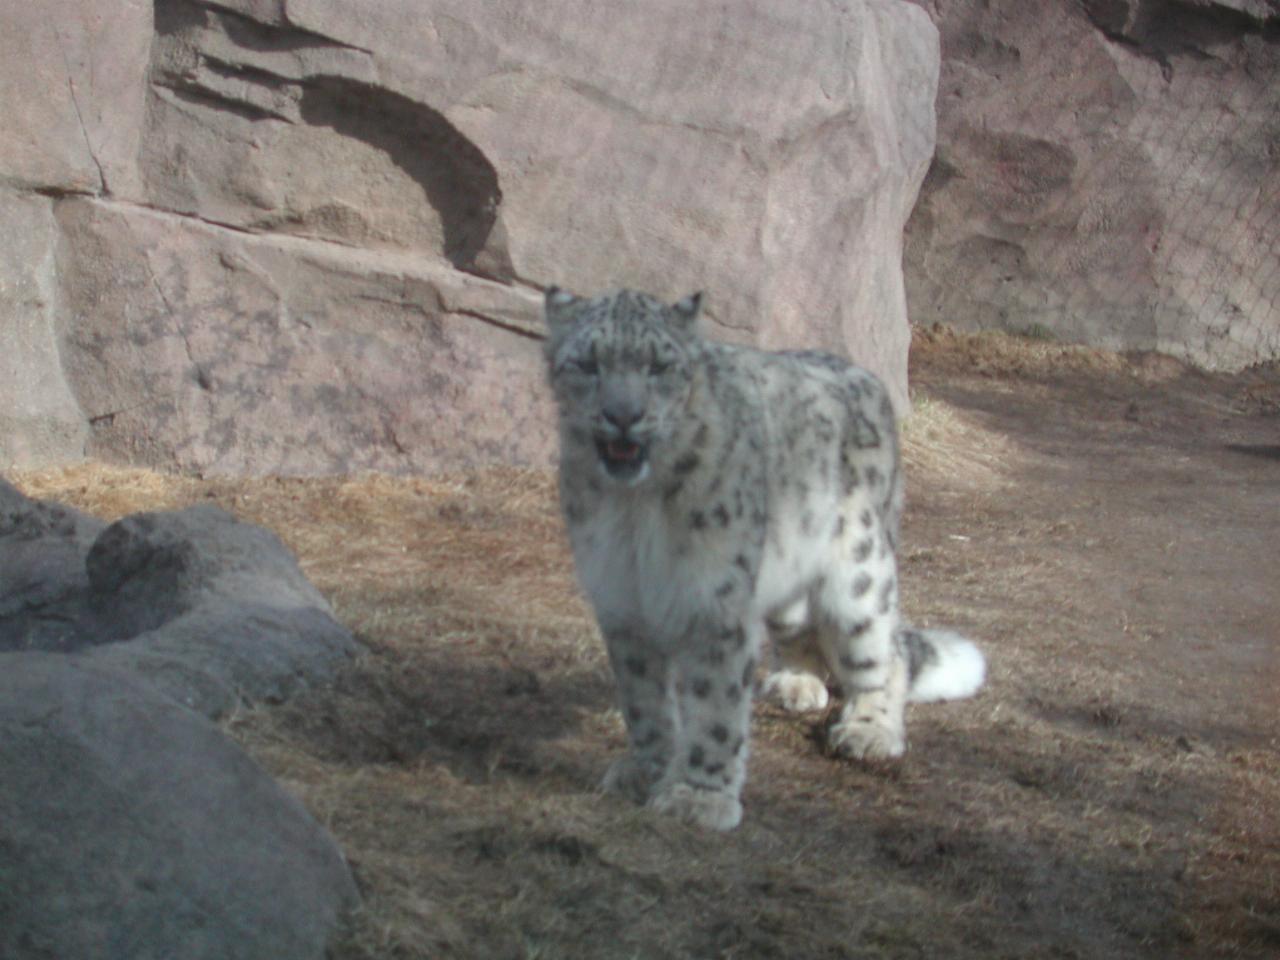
[13,329,1280,959]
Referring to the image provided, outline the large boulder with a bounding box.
[0,479,359,718]
[0,654,358,960]
[80,502,361,716]
[0,0,940,473]
[0,480,362,955]
[904,0,1280,369]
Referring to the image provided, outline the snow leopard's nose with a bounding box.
[600,380,645,433]
[602,400,643,433]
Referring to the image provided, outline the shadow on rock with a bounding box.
[1,478,360,718]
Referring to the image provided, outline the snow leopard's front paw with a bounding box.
[761,669,830,713]
[648,782,743,831]
[600,754,662,804]
[827,715,906,761]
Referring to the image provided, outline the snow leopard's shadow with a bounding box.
[241,633,616,790]
[1225,443,1280,461]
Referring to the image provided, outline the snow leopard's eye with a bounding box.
[649,359,673,377]
[574,353,599,376]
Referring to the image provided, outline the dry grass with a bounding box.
[900,391,1014,492]
[11,334,1280,959]
[909,324,1133,379]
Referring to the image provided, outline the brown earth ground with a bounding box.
[13,329,1280,959]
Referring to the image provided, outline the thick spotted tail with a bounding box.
[900,627,987,704]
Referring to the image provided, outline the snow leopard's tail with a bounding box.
[899,626,987,704]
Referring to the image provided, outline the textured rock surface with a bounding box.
[54,197,552,475]
[0,480,360,955]
[0,479,359,718]
[0,193,92,468]
[0,0,151,195]
[904,0,1280,368]
[80,502,361,716]
[0,477,104,651]
[0,654,358,960]
[0,0,939,472]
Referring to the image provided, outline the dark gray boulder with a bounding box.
[79,503,361,718]
[0,484,360,718]
[0,481,364,956]
[0,477,104,653]
[0,654,359,960]
[85,503,337,640]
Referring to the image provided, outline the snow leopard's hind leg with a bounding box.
[812,520,909,760]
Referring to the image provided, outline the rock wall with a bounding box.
[904,0,1280,368]
[0,0,940,473]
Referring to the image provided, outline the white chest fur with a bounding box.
[569,495,724,645]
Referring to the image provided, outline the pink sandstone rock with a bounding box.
[1,0,939,473]
[904,0,1279,369]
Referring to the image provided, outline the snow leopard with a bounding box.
[544,286,986,831]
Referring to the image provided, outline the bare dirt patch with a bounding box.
[13,329,1279,959]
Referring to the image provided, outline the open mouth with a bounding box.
[595,436,649,481]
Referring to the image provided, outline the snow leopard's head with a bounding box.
[544,287,702,486]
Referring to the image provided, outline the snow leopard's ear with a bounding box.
[668,292,703,332]
[544,286,582,339]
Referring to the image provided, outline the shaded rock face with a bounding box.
[0,478,359,718]
[0,478,105,651]
[0,654,359,960]
[1,0,940,472]
[904,0,1280,368]
[0,479,361,957]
